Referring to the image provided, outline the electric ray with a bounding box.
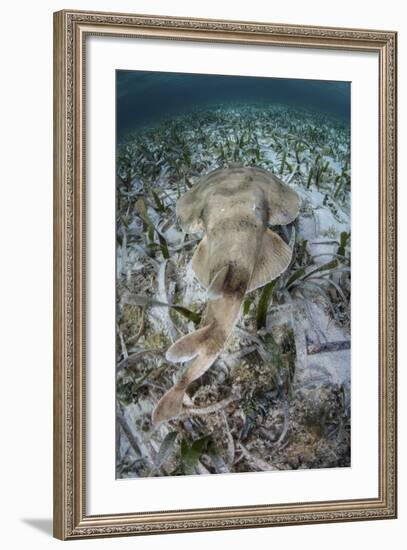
[152,166,300,425]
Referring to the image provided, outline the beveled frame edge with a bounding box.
[53,9,397,540]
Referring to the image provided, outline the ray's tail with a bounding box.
[152,295,242,425]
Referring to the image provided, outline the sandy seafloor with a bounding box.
[115,104,351,478]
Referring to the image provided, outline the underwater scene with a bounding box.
[116,70,351,478]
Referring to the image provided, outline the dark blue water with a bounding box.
[116,70,350,140]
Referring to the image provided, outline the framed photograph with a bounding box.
[53,9,397,540]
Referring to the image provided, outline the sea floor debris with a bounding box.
[116,103,351,478]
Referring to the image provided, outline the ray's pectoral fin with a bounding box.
[248,229,293,292]
[256,170,300,226]
[176,185,205,234]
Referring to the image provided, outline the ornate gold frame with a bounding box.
[53,9,397,540]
